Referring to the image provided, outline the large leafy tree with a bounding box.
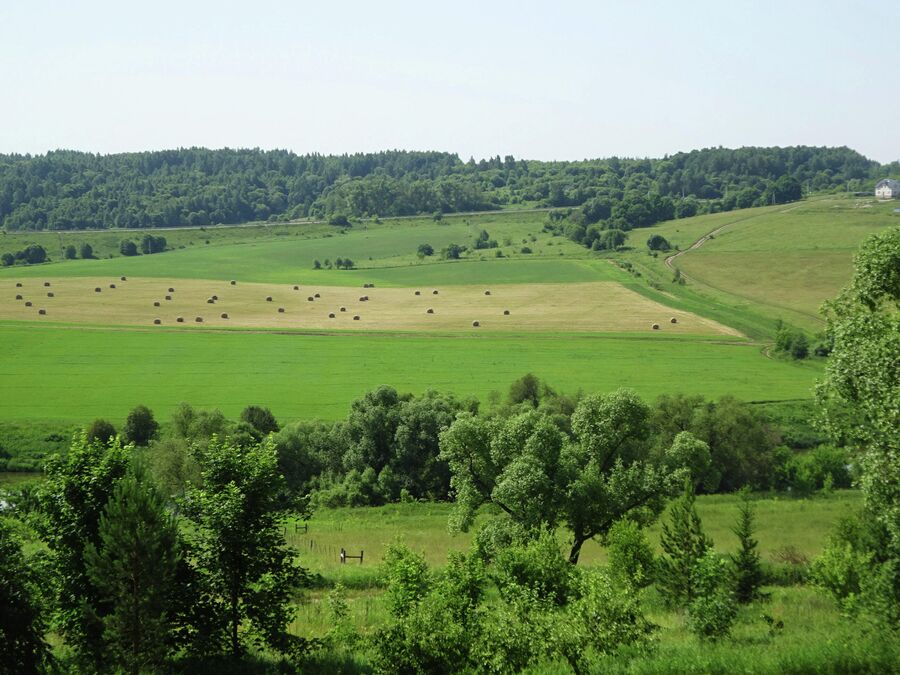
[85,463,180,674]
[37,433,130,670]
[440,389,707,563]
[817,226,900,615]
[0,520,49,673]
[183,435,307,659]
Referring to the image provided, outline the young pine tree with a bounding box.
[731,488,766,603]
[85,463,180,674]
[657,479,713,607]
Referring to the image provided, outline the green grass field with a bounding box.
[628,196,899,331]
[0,323,818,423]
[3,197,891,432]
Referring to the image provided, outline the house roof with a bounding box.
[875,178,900,190]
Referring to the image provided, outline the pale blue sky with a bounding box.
[1,1,897,162]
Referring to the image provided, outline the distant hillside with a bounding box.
[0,146,894,231]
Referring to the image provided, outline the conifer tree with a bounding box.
[657,479,712,607]
[85,463,180,674]
[731,488,765,603]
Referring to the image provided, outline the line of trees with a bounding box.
[0,146,891,231]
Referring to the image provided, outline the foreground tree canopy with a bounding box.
[439,389,710,563]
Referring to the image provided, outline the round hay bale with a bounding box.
[307,296,314,301]
[153,301,160,307]
[168,287,175,293]
[38,308,46,315]
[426,308,434,314]
[432,290,439,295]
[328,313,335,318]
[43,282,50,287]
[24,301,32,307]
[207,299,214,304]
[221,313,229,319]
[15,282,22,288]
[47,292,54,297]
[353,315,360,321]
[120,276,127,281]
[651,323,660,330]
[211,295,218,301]
[670,317,678,324]
[472,320,480,327]
[278,307,285,313]
[340,306,346,312]
[484,290,491,295]
[503,309,510,315]
[176,317,184,323]
[266,296,273,302]
[109,284,116,289]
[95,287,102,293]
[15,294,22,300]
[293,285,299,290]
[153,318,161,325]
[358,296,366,302]
[414,290,421,296]
[230,280,237,285]
[314,293,321,298]
[195,316,203,323]
[165,295,172,300]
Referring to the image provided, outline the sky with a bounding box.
[1,0,897,163]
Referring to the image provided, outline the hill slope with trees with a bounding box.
[0,146,894,231]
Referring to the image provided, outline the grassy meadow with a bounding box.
[0,322,818,423]
[630,196,899,331]
[1,196,888,433]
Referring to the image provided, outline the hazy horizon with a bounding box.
[2,1,898,163]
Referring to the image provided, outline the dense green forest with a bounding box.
[1,146,895,231]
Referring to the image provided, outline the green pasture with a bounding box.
[0,322,819,424]
[630,196,898,331]
[287,491,861,640]
[0,210,581,285]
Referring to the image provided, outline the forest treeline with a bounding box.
[0,145,894,231]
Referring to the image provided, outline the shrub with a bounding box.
[240,405,280,435]
[122,405,158,446]
[119,240,139,256]
[328,213,350,226]
[647,234,671,251]
[687,551,738,640]
[382,541,430,618]
[492,530,576,606]
[86,418,117,444]
[417,243,434,257]
[64,244,77,259]
[606,518,655,589]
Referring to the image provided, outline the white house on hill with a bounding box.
[875,179,900,198]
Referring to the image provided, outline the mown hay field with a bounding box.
[0,277,738,335]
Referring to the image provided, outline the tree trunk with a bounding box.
[568,536,585,565]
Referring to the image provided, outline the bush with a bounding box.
[122,405,158,446]
[240,405,279,435]
[1,252,13,266]
[774,327,809,359]
[520,246,533,254]
[328,213,350,226]
[647,234,671,251]
[416,243,434,257]
[119,240,139,256]
[382,542,430,618]
[86,418,117,444]
[606,518,655,589]
[492,530,576,606]
[687,551,738,640]
[64,245,77,259]
[79,242,94,259]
